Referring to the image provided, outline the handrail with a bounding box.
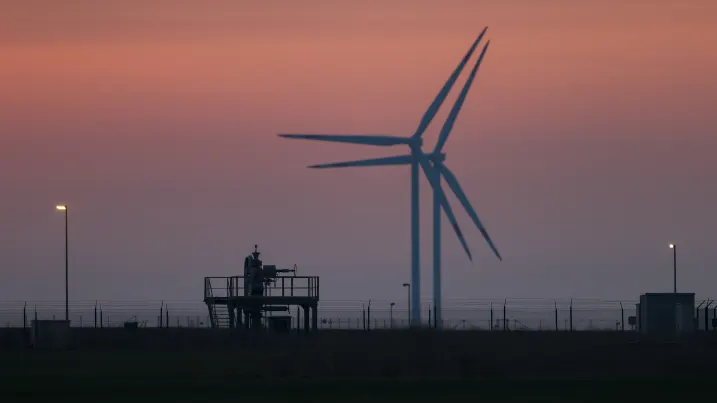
[204,277,218,327]
[204,276,320,300]
[204,277,215,300]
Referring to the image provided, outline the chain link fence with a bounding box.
[3,298,716,330]
[0,298,660,330]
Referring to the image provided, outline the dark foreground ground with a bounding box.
[2,329,716,400]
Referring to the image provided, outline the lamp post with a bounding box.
[56,205,69,321]
[669,243,676,293]
[402,283,411,327]
[389,302,395,329]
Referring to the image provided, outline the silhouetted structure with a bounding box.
[636,292,695,335]
[203,245,319,332]
[279,28,503,327]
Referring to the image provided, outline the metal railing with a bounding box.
[203,278,218,327]
[203,276,319,300]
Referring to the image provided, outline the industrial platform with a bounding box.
[204,275,319,331]
[204,245,320,331]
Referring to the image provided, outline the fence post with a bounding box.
[503,299,507,331]
[490,302,494,331]
[696,300,704,331]
[94,301,98,328]
[569,299,573,331]
[705,301,713,332]
[362,304,366,331]
[159,301,164,328]
[367,300,371,332]
[165,307,169,328]
[23,302,27,330]
[554,301,558,331]
[620,302,624,332]
[100,305,103,328]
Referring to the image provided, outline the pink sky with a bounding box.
[1,1,716,307]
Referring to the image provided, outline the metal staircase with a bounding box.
[205,277,233,328]
[208,303,232,328]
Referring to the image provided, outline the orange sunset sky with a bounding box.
[1,0,716,306]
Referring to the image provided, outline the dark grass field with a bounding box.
[2,329,717,400]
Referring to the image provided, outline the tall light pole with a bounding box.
[402,283,411,327]
[56,205,69,321]
[389,302,395,329]
[669,243,677,293]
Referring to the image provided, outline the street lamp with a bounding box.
[56,205,69,321]
[402,283,411,327]
[669,243,676,293]
[389,302,395,329]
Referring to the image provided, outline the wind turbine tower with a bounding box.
[279,28,501,326]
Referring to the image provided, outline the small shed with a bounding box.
[637,293,695,335]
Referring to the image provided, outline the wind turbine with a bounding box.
[279,28,500,325]
[424,40,503,326]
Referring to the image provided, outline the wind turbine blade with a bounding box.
[434,40,491,153]
[418,158,473,262]
[308,154,413,169]
[438,163,502,261]
[278,134,410,147]
[411,27,488,139]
